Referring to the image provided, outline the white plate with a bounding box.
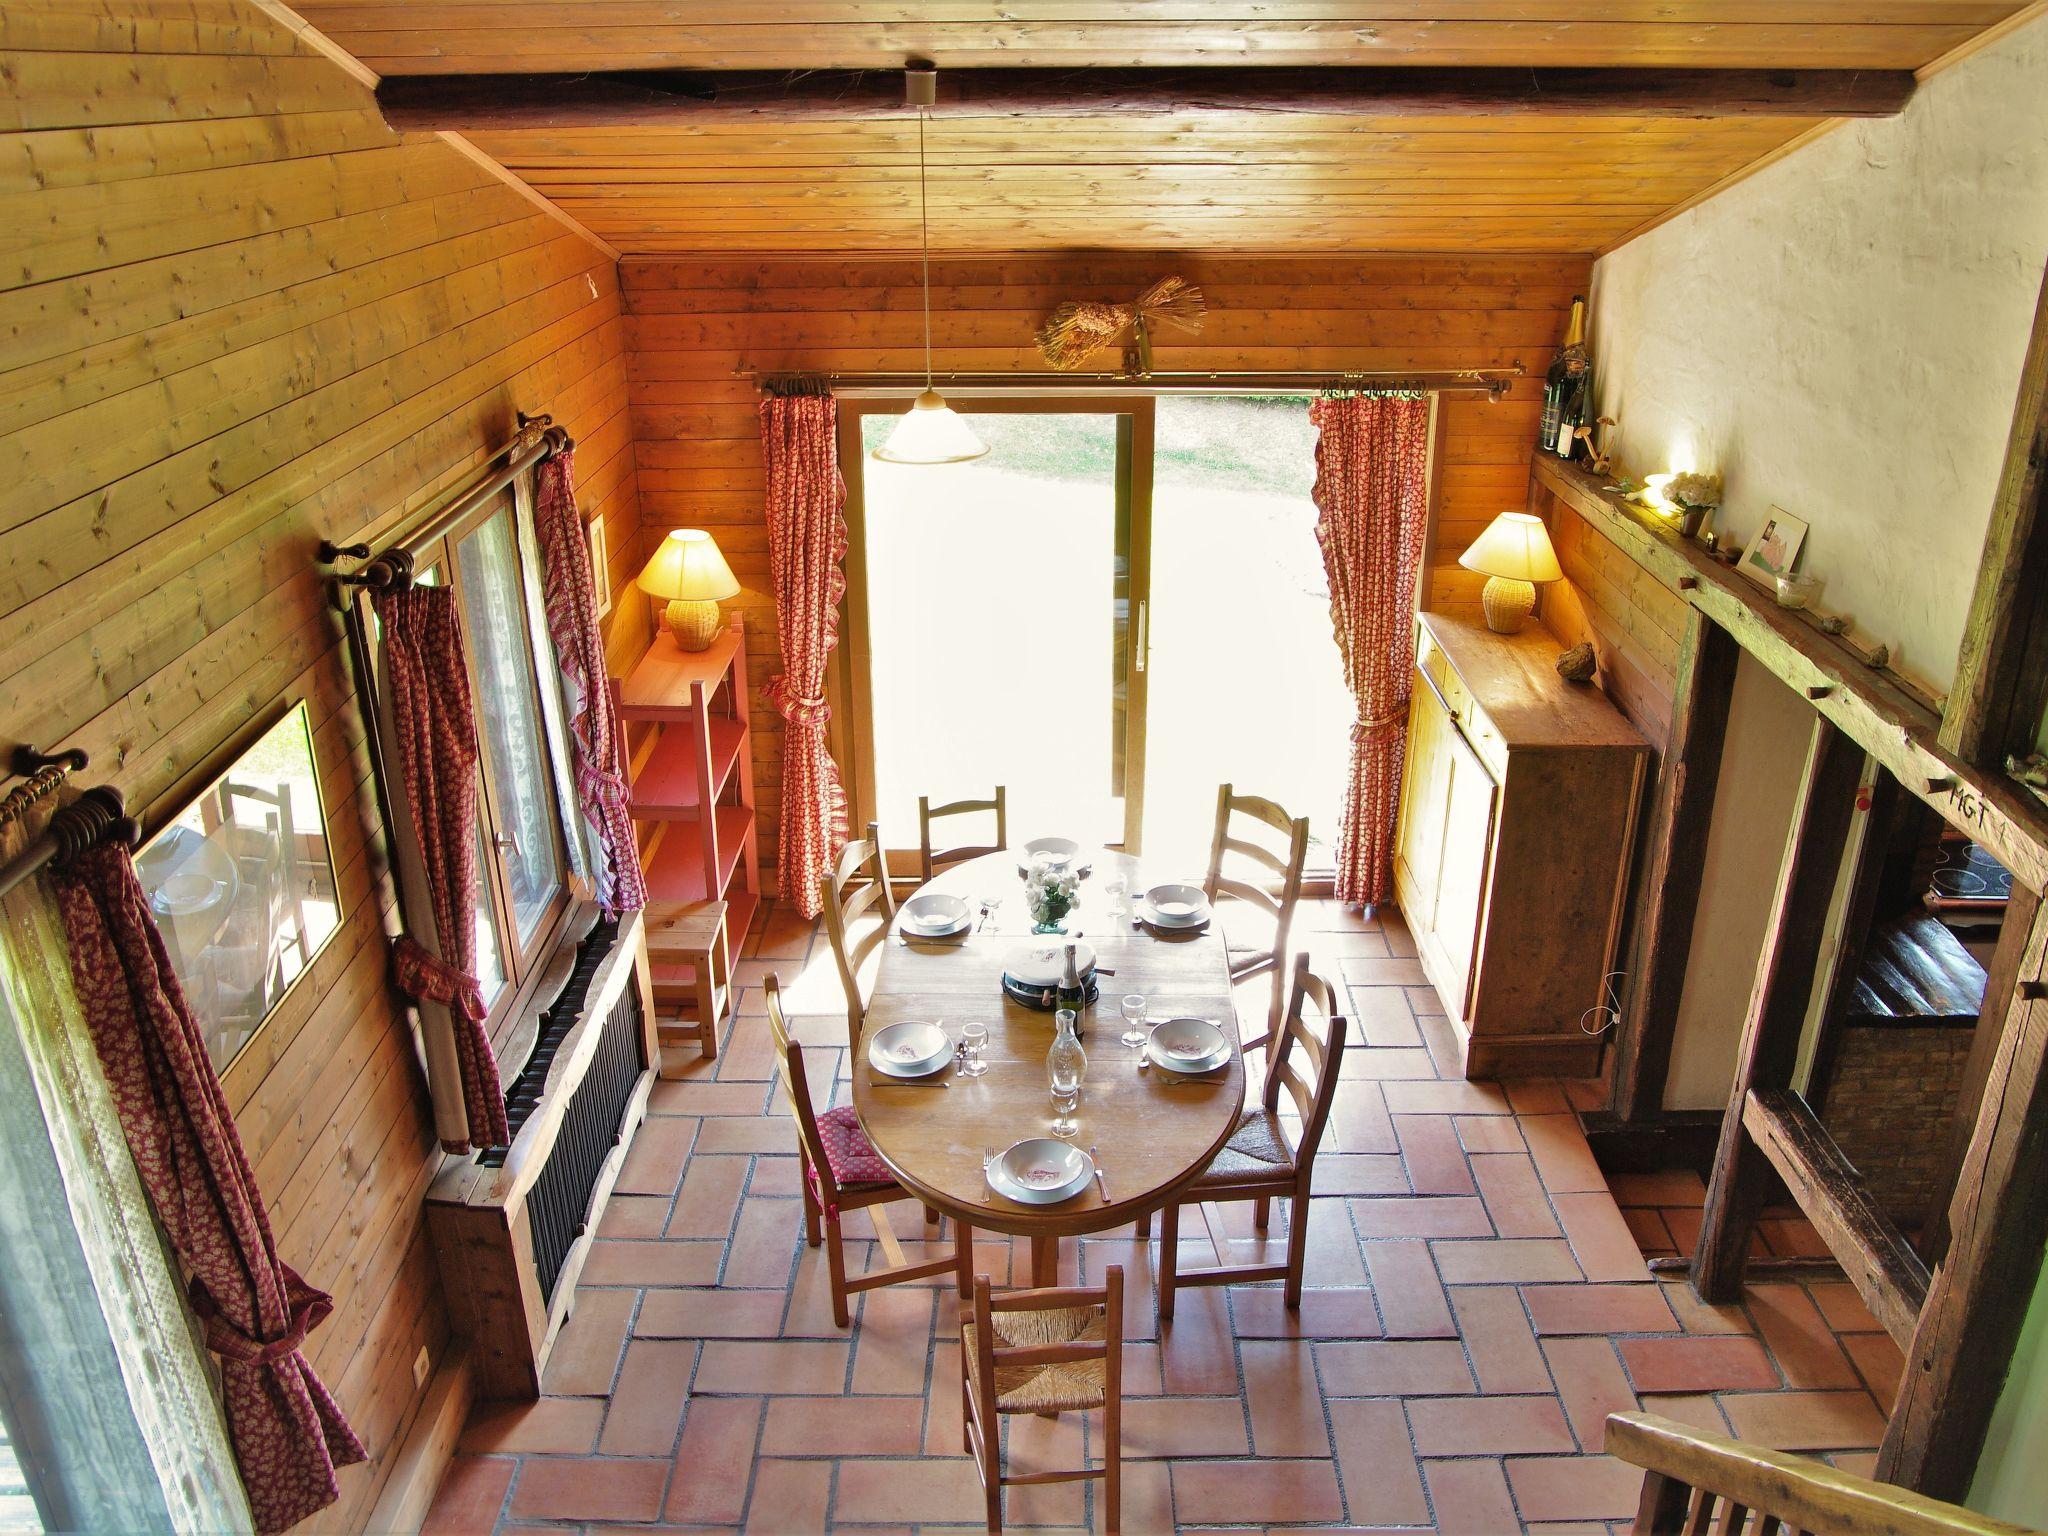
[989,1139,1094,1205]
[1146,1018,1231,1074]
[153,871,228,916]
[1138,905,1211,934]
[1002,941,1096,989]
[867,1022,953,1078]
[899,892,971,937]
[1143,883,1211,927]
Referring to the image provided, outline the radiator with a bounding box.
[426,906,658,1398]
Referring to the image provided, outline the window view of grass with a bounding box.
[858,397,1352,875]
[1143,397,1350,872]
[862,411,1125,849]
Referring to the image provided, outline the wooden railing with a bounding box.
[1607,1413,2040,1536]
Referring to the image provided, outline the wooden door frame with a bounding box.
[832,392,1157,864]
[1534,261,2048,1498]
[1527,361,2048,1499]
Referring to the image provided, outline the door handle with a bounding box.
[1134,599,1148,674]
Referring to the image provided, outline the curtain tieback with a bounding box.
[190,1274,333,1368]
[391,934,487,1021]
[575,757,630,813]
[768,679,832,729]
[1352,706,1407,743]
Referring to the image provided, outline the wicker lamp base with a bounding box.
[665,598,722,651]
[1480,576,1537,634]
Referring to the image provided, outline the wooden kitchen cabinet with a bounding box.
[1394,611,1649,1078]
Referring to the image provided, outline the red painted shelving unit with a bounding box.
[615,612,761,1002]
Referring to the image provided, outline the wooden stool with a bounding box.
[644,898,730,1067]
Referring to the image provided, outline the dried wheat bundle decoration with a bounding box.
[1036,275,1207,374]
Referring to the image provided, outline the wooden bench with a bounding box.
[644,898,730,1068]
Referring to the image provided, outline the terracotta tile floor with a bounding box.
[424,899,1904,1534]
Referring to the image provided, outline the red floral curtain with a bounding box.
[759,391,850,919]
[49,842,366,1534]
[1312,392,1432,908]
[372,584,510,1151]
[532,447,647,918]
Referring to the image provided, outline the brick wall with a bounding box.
[1813,1024,1977,1228]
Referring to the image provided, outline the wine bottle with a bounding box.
[1541,296,1591,458]
[1056,942,1087,1032]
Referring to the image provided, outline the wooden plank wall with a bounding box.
[1541,485,1689,750]
[1,6,643,1527]
[622,252,1588,870]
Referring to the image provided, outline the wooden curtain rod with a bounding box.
[320,415,573,593]
[0,745,91,832]
[376,66,1915,132]
[757,367,1524,398]
[0,787,139,902]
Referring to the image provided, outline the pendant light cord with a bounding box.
[918,105,933,388]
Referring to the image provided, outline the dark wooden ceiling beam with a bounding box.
[375,66,1915,133]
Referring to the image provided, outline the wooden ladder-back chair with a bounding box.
[1157,954,1346,1316]
[961,1268,1124,1534]
[764,974,972,1327]
[1203,783,1310,1050]
[1608,1411,2033,1536]
[821,819,897,1046]
[918,786,1008,883]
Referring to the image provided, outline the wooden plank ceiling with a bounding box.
[294,3,2029,256]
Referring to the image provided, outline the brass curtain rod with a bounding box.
[752,367,1523,399]
[319,414,573,592]
[0,786,139,902]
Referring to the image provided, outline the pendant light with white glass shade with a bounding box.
[872,66,988,466]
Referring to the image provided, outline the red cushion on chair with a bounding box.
[815,1104,896,1188]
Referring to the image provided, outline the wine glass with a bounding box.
[1104,875,1129,919]
[959,1021,989,1078]
[1119,993,1149,1049]
[1049,1080,1080,1139]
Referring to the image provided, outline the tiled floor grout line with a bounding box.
[434,898,1900,1534]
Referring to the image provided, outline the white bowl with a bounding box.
[1146,1017,1230,1073]
[867,1022,952,1077]
[1023,837,1082,867]
[990,1139,1093,1205]
[900,892,970,934]
[1143,883,1210,927]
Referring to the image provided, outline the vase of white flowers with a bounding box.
[1023,856,1081,933]
[1667,471,1723,539]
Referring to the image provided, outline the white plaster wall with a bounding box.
[1587,17,2048,690]
[1662,652,1815,1111]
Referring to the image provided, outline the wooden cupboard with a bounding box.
[1395,612,1649,1077]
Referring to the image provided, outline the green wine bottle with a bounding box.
[1056,942,1087,1033]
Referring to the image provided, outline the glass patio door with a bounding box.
[841,397,1154,859]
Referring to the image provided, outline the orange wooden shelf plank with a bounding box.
[643,803,755,903]
[616,626,742,720]
[630,713,748,818]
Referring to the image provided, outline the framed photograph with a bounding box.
[135,701,344,1073]
[587,513,612,618]
[1740,506,1809,587]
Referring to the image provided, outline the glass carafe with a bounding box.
[1047,1007,1087,1139]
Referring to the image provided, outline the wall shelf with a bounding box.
[614,613,761,1012]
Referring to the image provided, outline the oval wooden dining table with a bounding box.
[851,849,1246,1287]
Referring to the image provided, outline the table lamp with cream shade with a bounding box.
[637,528,740,651]
[1458,511,1563,634]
